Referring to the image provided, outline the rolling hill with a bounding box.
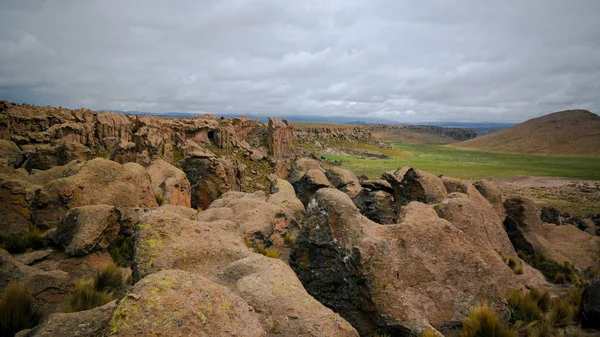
[450,109,600,157]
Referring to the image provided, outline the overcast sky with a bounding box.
[1,1,599,122]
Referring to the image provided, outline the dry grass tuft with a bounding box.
[65,279,112,313]
[0,282,41,336]
[460,303,515,337]
[94,262,124,292]
[284,233,296,245]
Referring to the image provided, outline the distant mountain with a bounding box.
[451,110,600,157]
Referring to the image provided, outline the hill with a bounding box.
[451,109,600,156]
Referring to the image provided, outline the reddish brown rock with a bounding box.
[51,205,121,256]
[326,166,362,199]
[108,269,266,337]
[147,159,192,207]
[0,173,38,236]
[268,117,293,159]
[291,188,521,335]
[31,158,157,229]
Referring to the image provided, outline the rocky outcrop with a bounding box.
[180,152,243,210]
[0,173,38,236]
[581,278,600,329]
[27,300,117,337]
[51,205,121,256]
[109,269,266,337]
[0,139,24,167]
[472,179,505,217]
[291,188,519,335]
[504,197,600,271]
[0,249,72,312]
[31,158,157,229]
[353,180,395,224]
[326,167,361,199]
[147,159,191,207]
[268,117,294,159]
[382,167,447,219]
[218,255,359,336]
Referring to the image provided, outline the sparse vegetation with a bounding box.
[420,328,439,337]
[245,240,282,259]
[154,193,165,206]
[65,279,113,313]
[460,303,515,337]
[518,252,580,285]
[507,288,584,337]
[499,251,524,275]
[284,233,296,245]
[0,282,41,336]
[65,262,124,312]
[0,226,45,254]
[109,235,134,267]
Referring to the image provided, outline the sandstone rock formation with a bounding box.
[268,117,294,159]
[291,188,520,335]
[31,158,157,229]
[353,180,395,224]
[147,159,192,207]
[109,269,266,336]
[325,166,362,199]
[51,205,121,256]
[504,196,600,271]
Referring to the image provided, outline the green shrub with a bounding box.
[460,303,515,337]
[0,227,45,254]
[420,328,439,337]
[283,233,296,245]
[94,262,124,292]
[0,282,41,336]
[518,252,580,284]
[109,235,134,267]
[154,193,165,206]
[65,279,112,313]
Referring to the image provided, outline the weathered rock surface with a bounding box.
[0,173,38,236]
[51,205,121,256]
[31,158,157,229]
[0,139,24,167]
[27,300,117,337]
[133,208,249,281]
[326,167,362,199]
[291,188,520,335]
[147,159,192,207]
[353,187,396,225]
[0,249,72,312]
[472,179,505,218]
[581,278,600,329]
[180,153,242,210]
[267,178,305,221]
[34,251,114,281]
[383,167,447,218]
[268,117,294,159]
[217,254,359,336]
[504,197,600,272]
[108,269,266,337]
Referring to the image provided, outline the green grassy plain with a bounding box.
[323,143,600,180]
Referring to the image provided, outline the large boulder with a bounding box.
[581,278,600,329]
[291,188,520,336]
[51,205,121,256]
[108,269,266,337]
[201,190,302,246]
[326,167,362,199]
[383,167,447,218]
[21,142,93,171]
[267,178,305,221]
[0,139,24,168]
[133,208,249,282]
[353,185,395,225]
[472,180,505,217]
[31,158,157,229]
[267,117,293,159]
[0,173,38,236]
[217,254,359,336]
[27,300,117,337]
[287,158,323,184]
[504,197,600,272]
[180,152,242,210]
[146,159,192,207]
[0,249,72,313]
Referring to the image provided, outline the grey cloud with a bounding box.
[1,0,599,122]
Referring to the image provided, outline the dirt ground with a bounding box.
[492,176,600,216]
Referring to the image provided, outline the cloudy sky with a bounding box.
[1,1,599,122]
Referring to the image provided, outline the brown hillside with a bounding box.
[451,109,600,156]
